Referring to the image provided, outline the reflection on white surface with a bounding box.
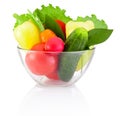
[18,85,90,116]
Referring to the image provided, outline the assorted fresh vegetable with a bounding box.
[13,4,113,82]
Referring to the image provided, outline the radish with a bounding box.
[45,37,64,52]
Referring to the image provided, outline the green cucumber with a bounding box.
[58,28,88,82]
[58,52,82,82]
[65,27,88,51]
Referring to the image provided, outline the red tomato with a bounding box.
[56,20,66,36]
[46,71,59,80]
[31,43,45,51]
[45,37,64,52]
[25,52,58,75]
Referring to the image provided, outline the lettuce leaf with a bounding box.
[38,4,72,23]
[77,14,108,29]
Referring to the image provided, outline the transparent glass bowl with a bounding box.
[18,46,95,86]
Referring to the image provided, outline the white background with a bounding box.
[0,0,120,116]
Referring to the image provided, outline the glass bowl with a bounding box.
[17,46,95,86]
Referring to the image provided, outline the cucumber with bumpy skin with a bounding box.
[58,52,82,82]
[65,28,88,51]
[58,28,88,82]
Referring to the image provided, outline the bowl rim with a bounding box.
[17,46,95,53]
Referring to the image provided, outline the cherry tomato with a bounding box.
[56,20,66,36]
[25,52,58,75]
[45,37,64,52]
[31,43,45,51]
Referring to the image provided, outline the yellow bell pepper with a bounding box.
[14,21,41,49]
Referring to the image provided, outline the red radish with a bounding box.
[25,52,58,75]
[31,43,45,51]
[56,20,66,36]
[45,37,64,52]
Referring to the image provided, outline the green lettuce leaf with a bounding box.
[38,4,72,23]
[77,14,108,29]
